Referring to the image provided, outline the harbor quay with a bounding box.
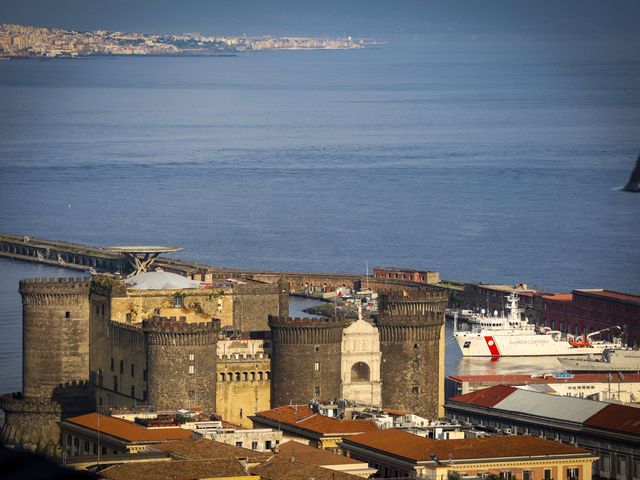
[0,232,638,479]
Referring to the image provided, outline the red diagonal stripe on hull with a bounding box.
[484,336,500,357]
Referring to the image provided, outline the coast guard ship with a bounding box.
[453,293,621,357]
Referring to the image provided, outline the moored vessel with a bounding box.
[453,293,621,357]
[558,348,640,372]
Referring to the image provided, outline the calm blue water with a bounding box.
[1,34,639,393]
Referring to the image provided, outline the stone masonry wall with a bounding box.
[145,318,219,413]
[19,277,92,400]
[269,316,344,407]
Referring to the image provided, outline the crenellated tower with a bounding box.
[143,317,220,413]
[268,316,345,407]
[375,286,448,418]
[19,277,92,401]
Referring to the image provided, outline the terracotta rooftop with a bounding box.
[583,404,640,435]
[449,373,640,385]
[543,293,574,301]
[99,458,252,480]
[342,430,591,463]
[154,437,270,463]
[253,405,379,436]
[575,289,640,304]
[275,440,362,466]
[250,456,363,480]
[448,385,517,407]
[66,413,191,443]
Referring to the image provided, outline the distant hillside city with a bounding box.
[0,23,364,58]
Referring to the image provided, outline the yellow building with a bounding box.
[340,429,597,480]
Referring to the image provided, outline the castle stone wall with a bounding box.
[376,290,447,419]
[19,278,92,400]
[144,318,219,413]
[269,316,344,407]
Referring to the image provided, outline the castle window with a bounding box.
[314,362,320,371]
[113,376,118,392]
[143,369,147,381]
[235,372,241,381]
[126,313,132,322]
[315,345,320,352]
[110,358,114,371]
[412,386,420,394]
[130,385,135,398]
[243,372,248,381]
[257,372,263,381]
[143,390,148,402]
[266,371,271,380]
[188,390,195,399]
[219,373,226,382]
[120,360,124,374]
[189,365,195,375]
[314,386,320,396]
[250,372,256,381]
[130,364,135,377]
[101,304,104,315]
[174,294,184,308]
[65,311,71,319]
[414,344,419,350]
[189,353,195,361]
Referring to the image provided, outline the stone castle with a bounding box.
[0,271,447,455]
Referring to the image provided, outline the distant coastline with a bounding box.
[0,23,367,59]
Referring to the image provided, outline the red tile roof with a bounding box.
[254,405,379,435]
[99,459,251,480]
[342,430,591,462]
[66,413,191,443]
[154,437,270,463]
[448,385,517,407]
[250,456,363,480]
[543,293,573,301]
[275,440,362,466]
[575,290,640,304]
[449,373,640,385]
[583,404,640,435]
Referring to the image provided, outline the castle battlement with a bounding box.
[142,316,221,333]
[268,315,344,327]
[0,393,62,415]
[218,353,271,362]
[376,287,447,302]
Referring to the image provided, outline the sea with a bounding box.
[1,34,639,394]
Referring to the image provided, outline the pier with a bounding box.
[0,232,364,293]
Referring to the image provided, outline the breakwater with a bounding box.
[0,232,363,294]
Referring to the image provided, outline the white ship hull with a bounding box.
[454,331,619,357]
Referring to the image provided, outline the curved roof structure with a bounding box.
[125,271,202,290]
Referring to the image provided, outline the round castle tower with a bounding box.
[19,277,92,399]
[269,316,345,407]
[375,287,448,419]
[143,317,220,413]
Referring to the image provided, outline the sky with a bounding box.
[2,0,640,37]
